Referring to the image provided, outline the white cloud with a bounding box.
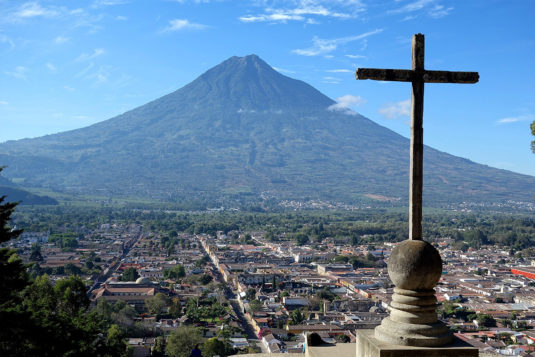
[378,99,411,119]
[326,69,352,73]
[323,76,341,84]
[92,0,128,8]
[388,0,453,19]
[238,0,365,23]
[273,67,295,74]
[116,15,128,21]
[345,54,366,59]
[55,36,70,44]
[75,48,106,62]
[5,66,28,79]
[328,94,366,113]
[164,19,207,32]
[497,114,535,124]
[428,4,453,18]
[0,35,15,49]
[292,29,382,56]
[64,85,75,92]
[389,0,435,14]
[0,101,8,105]
[14,2,59,19]
[46,63,56,71]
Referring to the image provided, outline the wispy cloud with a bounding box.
[5,66,28,79]
[46,63,56,71]
[293,29,382,56]
[64,85,75,92]
[322,76,341,84]
[163,19,207,32]
[13,2,59,19]
[92,0,128,8]
[0,101,8,106]
[428,4,453,18]
[273,67,295,74]
[239,0,366,23]
[345,54,366,59]
[55,36,70,44]
[75,48,106,62]
[326,69,352,73]
[116,15,128,21]
[0,34,15,49]
[328,95,366,113]
[378,99,411,119]
[388,0,453,19]
[497,114,535,124]
[327,95,365,115]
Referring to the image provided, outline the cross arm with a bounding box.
[423,70,479,84]
[356,68,414,82]
[356,68,479,84]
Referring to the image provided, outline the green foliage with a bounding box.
[0,187,22,244]
[166,326,203,357]
[294,232,309,246]
[199,274,213,285]
[245,288,256,301]
[531,120,535,153]
[203,337,232,357]
[29,243,43,262]
[195,255,210,268]
[1,273,129,355]
[335,334,350,343]
[249,299,263,313]
[185,297,227,323]
[164,264,186,280]
[120,267,140,281]
[476,313,497,327]
[145,292,170,317]
[49,232,79,249]
[289,308,306,325]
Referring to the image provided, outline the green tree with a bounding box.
[120,267,140,281]
[30,243,43,262]
[245,288,256,300]
[289,308,305,325]
[199,274,213,285]
[203,337,230,357]
[295,233,309,246]
[106,324,128,356]
[166,326,203,357]
[476,313,497,327]
[146,292,170,317]
[153,336,166,357]
[164,264,186,280]
[249,299,262,313]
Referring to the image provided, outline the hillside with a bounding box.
[0,55,533,206]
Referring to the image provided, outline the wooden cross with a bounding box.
[355,33,479,240]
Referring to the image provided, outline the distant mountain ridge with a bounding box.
[0,54,534,206]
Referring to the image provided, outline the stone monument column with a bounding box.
[374,240,452,346]
[354,33,478,356]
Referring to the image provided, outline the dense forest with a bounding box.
[11,205,535,251]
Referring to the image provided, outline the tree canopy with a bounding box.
[531,120,535,153]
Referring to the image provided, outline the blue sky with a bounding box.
[1,0,534,176]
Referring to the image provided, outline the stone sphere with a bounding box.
[388,239,442,290]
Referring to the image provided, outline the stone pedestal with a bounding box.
[375,239,455,347]
[357,329,478,357]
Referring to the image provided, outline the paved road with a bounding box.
[229,299,269,354]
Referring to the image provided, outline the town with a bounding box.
[5,207,535,356]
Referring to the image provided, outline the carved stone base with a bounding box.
[375,287,453,347]
[357,329,478,357]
